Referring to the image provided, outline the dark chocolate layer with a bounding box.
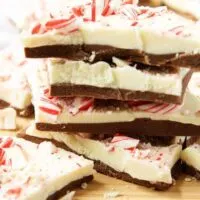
[47,175,93,200]
[21,134,180,191]
[0,99,10,109]
[182,162,200,180]
[0,99,34,117]
[186,137,200,146]
[36,118,200,136]
[25,45,200,69]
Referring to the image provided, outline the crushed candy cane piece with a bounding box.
[111,134,139,149]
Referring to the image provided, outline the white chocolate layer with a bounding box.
[181,142,200,171]
[0,107,16,130]
[22,4,200,55]
[49,57,190,96]
[26,125,181,184]
[0,136,94,200]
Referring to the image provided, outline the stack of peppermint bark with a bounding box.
[22,1,200,190]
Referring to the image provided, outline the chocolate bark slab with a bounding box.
[22,134,180,191]
[36,119,200,136]
[25,45,200,69]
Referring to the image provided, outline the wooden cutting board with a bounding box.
[1,117,200,200]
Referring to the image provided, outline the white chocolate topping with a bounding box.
[22,4,200,55]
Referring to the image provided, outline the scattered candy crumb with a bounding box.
[104,191,121,199]
[81,182,88,189]
[184,177,192,182]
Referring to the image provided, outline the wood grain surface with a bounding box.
[1,117,200,200]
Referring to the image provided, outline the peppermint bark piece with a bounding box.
[0,44,33,118]
[30,65,200,136]
[0,107,16,130]
[48,57,192,104]
[0,136,94,200]
[23,4,200,68]
[181,137,200,179]
[25,125,182,190]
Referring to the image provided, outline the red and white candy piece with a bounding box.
[0,137,15,166]
[110,133,139,150]
[169,25,185,36]
[6,187,22,198]
[0,148,6,165]
[122,0,138,5]
[168,25,191,37]
[128,101,179,114]
[68,97,94,115]
[102,0,115,16]
[120,4,138,20]
[0,137,14,149]
[31,15,79,35]
[39,96,62,116]
[71,5,85,17]
[91,0,97,21]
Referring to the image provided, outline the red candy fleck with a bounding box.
[43,88,50,96]
[123,0,138,4]
[91,0,96,21]
[0,148,6,165]
[108,146,115,152]
[31,23,42,34]
[7,187,22,198]
[156,157,161,161]
[102,0,115,16]
[39,106,60,115]
[79,98,94,111]
[131,21,138,26]
[72,6,84,17]
[168,26,184,36]
[45,19,70,30]
[1,137,13,148]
